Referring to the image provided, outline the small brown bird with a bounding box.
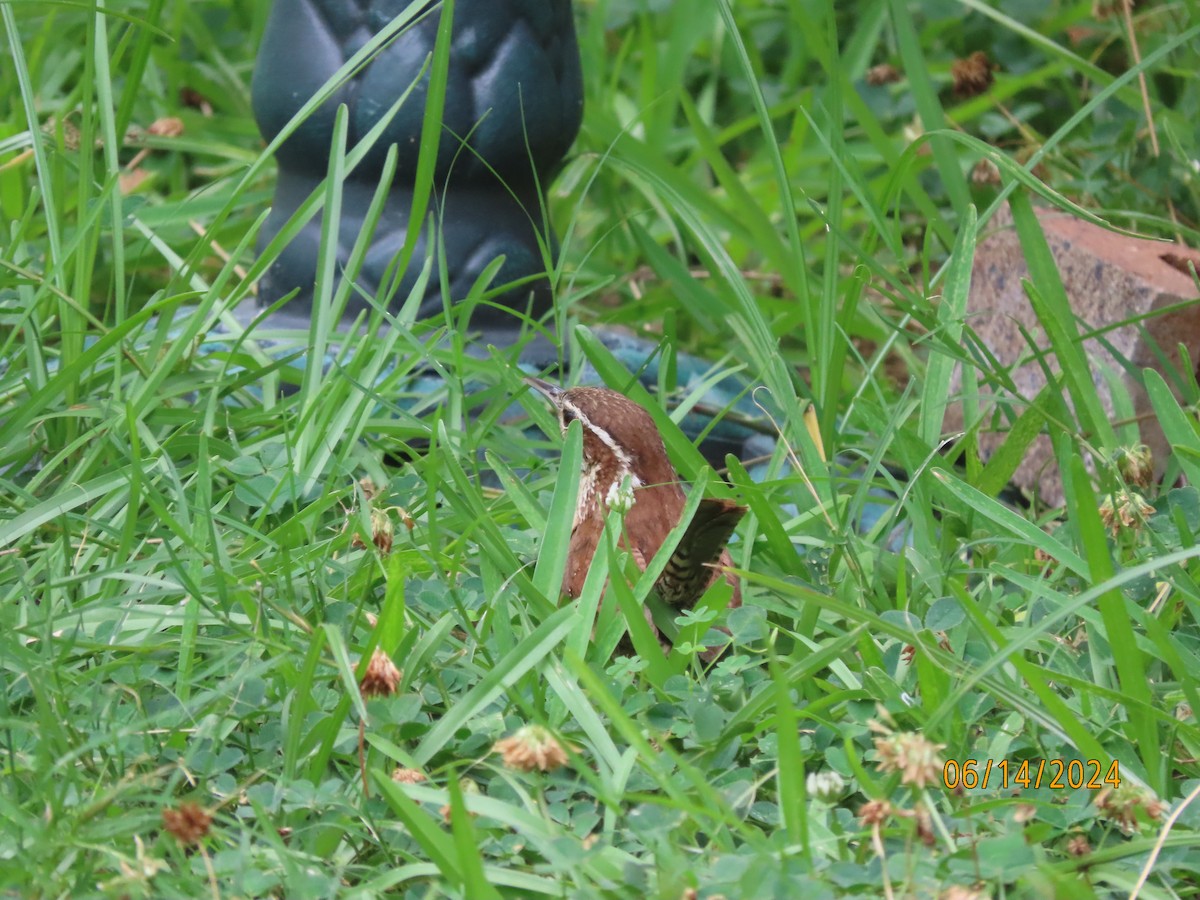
[525,377,746,650]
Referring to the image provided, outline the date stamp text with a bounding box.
[942,758,1121,791]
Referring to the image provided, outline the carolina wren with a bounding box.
[525,377,746,647]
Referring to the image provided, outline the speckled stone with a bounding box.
[946,204,1200,505]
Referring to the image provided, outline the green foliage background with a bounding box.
[2,0,1200,896]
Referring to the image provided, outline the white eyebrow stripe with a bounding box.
[561,399,634,470]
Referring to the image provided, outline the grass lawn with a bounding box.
[3,0,1200,896]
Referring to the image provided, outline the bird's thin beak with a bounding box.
[523,375,564,403]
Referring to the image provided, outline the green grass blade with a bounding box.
[413,606,575,765]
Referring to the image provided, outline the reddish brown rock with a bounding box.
[947,204,1200,505]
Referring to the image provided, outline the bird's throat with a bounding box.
[574,460,635,529]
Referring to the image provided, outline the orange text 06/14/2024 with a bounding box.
[942,758,1121,791]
